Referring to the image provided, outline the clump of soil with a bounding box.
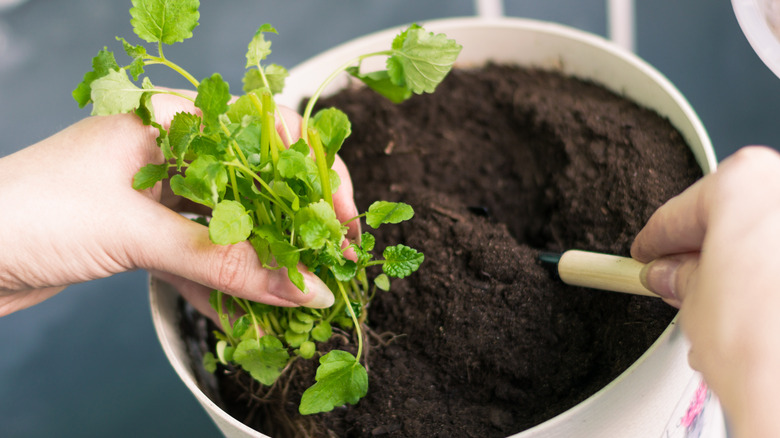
[182,64,702,437]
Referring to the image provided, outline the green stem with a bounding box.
[255,65,293,145]
[146,54,200,88]
[336,280,363,362]
[223,161,293,217]
[215,291,234,344]
[300,50,392,142]
[308,128,333,209]
[243,298,262,341]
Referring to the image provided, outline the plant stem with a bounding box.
[336,280,363,363]
[308,128,333,209]
[300,50,392,143]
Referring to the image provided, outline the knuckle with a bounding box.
[208,243,252,293]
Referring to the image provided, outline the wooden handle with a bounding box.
[558,250,657,297]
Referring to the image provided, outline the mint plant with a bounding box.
[74,0,460,415]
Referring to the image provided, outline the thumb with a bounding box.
[639,252,700,307]
[130,200,334,309]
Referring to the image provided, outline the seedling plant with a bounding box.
[74,0,460,416]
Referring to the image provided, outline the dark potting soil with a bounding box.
[181,64,702,437]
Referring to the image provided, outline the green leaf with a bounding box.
[73,48,120,108]
[374,273,390,291]
[226,94,261,123]
[245,23,277,68]
[264,64,288,95]
[130,0,200,45]
[288,317,313,334]
[331,260,357,282]
[361,233,376,252]
[241,69,266,94]
[203,352,217,373]
[132,163,169,190]
[312,108,351,167]
[299,350,368,415]
[382,244,424,278]
[386,25,462,94]
[310,321,332,343]
[284,329,309,348]
[346,67,412,104]
[168,112,202,168]
[232,314,251,339]
[89,68,146,115]
[295,200,345,250]
[298,341,316,360]
[233,336,289,386]
[116,36,147,80]
[209,200,253,245]
[366,201,414,228]
[195,73,231,133]
[169,155,227,207]
[277,148,308,180]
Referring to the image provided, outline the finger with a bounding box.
[332,154,361,243]
[640,252,699,304]
[128,198,335,309]
[151,270,222,326]
[630,178,709,263]
[277,105,302,146]
[277,105,361,242]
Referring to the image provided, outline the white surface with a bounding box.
[733,0,780,78]
[153,17,720,438]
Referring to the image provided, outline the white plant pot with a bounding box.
[151,17,726,438]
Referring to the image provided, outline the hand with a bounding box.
[0,91,359,320]
[631,146,780,438]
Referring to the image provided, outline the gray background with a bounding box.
[0,0,776,436]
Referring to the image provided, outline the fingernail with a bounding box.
[640,258,681,301]
[302,276,335,309]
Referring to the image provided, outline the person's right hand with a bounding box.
[631,146,780,438]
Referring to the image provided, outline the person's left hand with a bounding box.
[0,91,359,319]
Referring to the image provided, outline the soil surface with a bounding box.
[181,64,702,437]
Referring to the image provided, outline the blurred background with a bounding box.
[0,0,777,436]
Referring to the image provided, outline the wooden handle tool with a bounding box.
[538,250,658,297]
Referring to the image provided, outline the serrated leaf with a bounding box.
[331,260,357,282]
[295,200,345,250]
[366,201,414,228]
[242,69,265,94]
[209,200,253,245]
[116,37,147,80]
[312,108,351,167]
[245,23,277,67]
[382,244,424,278]
[346,66,412,104]
[299,350,368,415]
[130,0,200,45]
[169,112,201,168]
[132,163,169,190]
[195,73,231,133]
[89,68,146,115]
[277,148,308,180]
[386,25,461,94]
[264,64,288,95]
[233,336,289,386]
[73,48,120,108]
[170,155,227,207]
